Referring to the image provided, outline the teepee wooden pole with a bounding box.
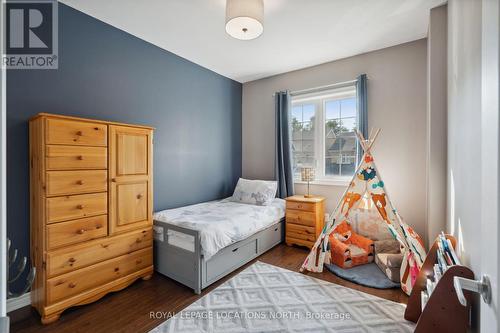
[355,129,368,152]
[368,128,374,142]
[366,128,381,152]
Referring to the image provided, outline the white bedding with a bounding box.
[153,198,285,260]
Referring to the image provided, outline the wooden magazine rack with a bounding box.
[404,234,474,333]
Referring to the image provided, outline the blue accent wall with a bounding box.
[6,3,242,287]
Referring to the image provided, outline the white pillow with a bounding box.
[231,178,277,206]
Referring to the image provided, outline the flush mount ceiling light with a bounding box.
[225,0,264,40]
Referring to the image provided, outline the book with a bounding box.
[426,277,436,295]
[444,251,453,266]
[433,264,442,280]
[438,232,461,266]
[436,248,448,273]
[421,290,429,311]
[447,239,461,265]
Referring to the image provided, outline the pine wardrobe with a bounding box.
[29,113,154,324]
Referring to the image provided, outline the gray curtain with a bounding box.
[275,91,294,198]
[356,74,368,160]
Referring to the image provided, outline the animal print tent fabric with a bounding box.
[301,154,426,295]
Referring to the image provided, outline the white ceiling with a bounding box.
[60,0,444,83]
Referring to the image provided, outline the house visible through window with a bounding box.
[291,86,358,182]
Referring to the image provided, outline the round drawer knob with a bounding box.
[76,180,84,185]
[76,131,83,136]
[68,257,76,263]
[68,282,76,288]
[137,194,143,199]
[76,204,84,210]
[114,267,119,272]
[136,259,143,264]
[77,229,86,235]
[135,238,142,244]
[76,155,84,160]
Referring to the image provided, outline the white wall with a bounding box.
[448,0,500,330]
[447,0,482,329]
[243,40,428,243]
[480,0,500,330]
[426,4,447,246]
[447,0,482,276]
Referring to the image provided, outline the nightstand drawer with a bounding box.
[286,210,316,226]
[286,200,316,212]
[286,236,314,249]
[286,231,316,242]
[287,223,316,236]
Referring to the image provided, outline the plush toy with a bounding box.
[329,221,374,268]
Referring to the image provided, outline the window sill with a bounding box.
[294,178,351,187]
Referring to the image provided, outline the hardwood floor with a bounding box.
[10,244,407,333]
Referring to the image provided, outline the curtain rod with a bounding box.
[272,78,359,97]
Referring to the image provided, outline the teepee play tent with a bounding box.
[300,129,427,295]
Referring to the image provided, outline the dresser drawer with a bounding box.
[47,247,152,304]
[287,223,316,237]
[286,210,316,227]
[46,170,107,196]
[47,215,107,250]
[286,236,314,249]
[46,145,107,170]
[47,228,152,277]
[286,200,316,212]
[47,193,108,224]
[46,118,107,146]
[286,231,316,243]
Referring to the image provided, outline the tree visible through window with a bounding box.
[290,87,358,181]
[291,104,316,179]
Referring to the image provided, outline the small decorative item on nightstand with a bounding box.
[285,195,325,249]
[300,166,315,198]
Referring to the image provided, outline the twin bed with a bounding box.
[153,196,285,293]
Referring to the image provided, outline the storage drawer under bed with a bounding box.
[258,221,283,253]
[204,237,258,283]
[153,219,284,294]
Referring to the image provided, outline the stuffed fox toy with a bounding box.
[329,221,374,268]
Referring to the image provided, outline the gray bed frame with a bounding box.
[153,218,285,294]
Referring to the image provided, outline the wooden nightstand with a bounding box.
[285,195,326,249]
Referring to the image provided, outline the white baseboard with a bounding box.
[7,292,31,313]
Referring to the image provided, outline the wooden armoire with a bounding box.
[29,113,154,324]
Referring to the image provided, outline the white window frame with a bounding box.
[291,86,358,186]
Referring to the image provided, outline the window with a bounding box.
[291,86,358,183]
